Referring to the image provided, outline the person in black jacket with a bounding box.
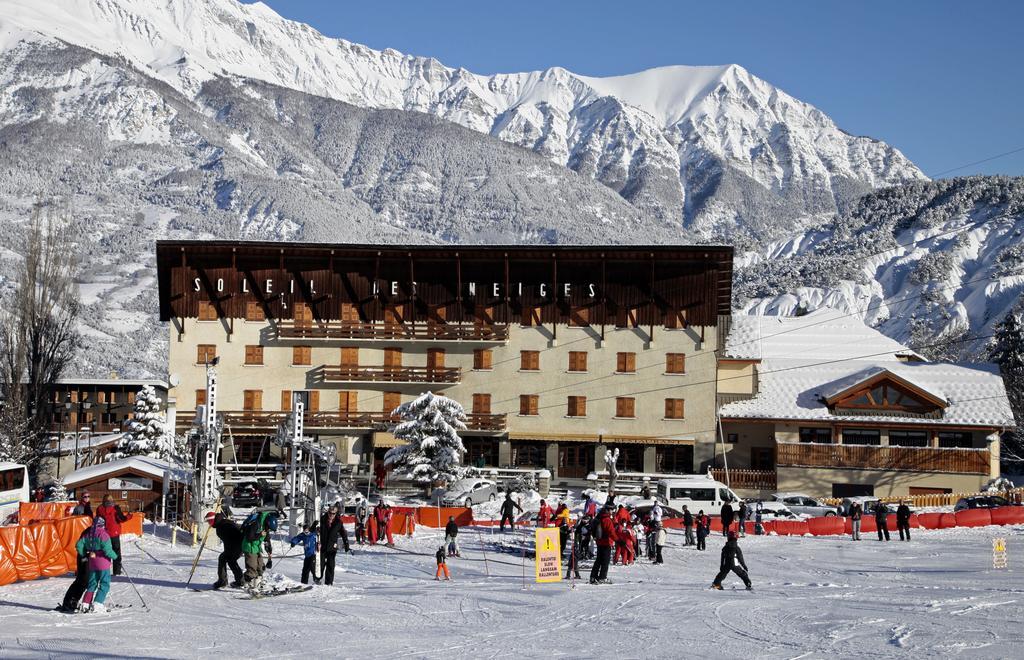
[896,501,912,541]
[712,531,752,590]
[444,515,460,557]
[720,502,734,536]
[875,502,890,541]
[682,506,695,546]
[319,504,350,586]
[210,512,244,589]
[56,525,93,611]
[499,494,523,532]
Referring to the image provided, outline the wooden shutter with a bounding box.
[245,301,266,321]
[616,306,638,328]
[384,347,403,368]
[519,395,539,416]
[472,393,491,414]
[197,344,216,364]
[293,346,312,366]
[198,300,217,321]
[427,348,446,369]
[294,302,313,326]
[340,347,359,367]
[665,398,684,419]
[243,390,263,411]
[568,396,586,417]
[281,390,292,411]
[521,305,542,327]
[245,345,263,365]
[666,353,686,374]
[474,349,492,370]
[196,389,207,407]
[383,392,401,413]
[384,306,402,326]
[309,390,320,412]
[616,397,635,418]
[338,391,357,413]
[340,302,359,324]
[617,352,636,373]
[520,350,539,371]
[569,306,590,327]
[569,351,587,372]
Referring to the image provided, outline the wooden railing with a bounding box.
[277,321,509,342]
[320,365,461,384]
[176,410,394,433]
[776,442,991,475]
[463,413,507,432]
[711,468,777,491]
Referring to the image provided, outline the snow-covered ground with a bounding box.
[1,524,1022,658]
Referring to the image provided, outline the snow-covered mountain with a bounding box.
[0,0,926,242]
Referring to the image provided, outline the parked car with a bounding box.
[954,495,1016,512]
[440,478,501,507]
[753,501,803,520]
[771,492,841,517]
[630,499,686,520]
[656,476,741,515]
[229,481,265,508]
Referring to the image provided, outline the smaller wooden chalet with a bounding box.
[62,456,191,519]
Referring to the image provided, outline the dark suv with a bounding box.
[230,482,264,508]
[954,495,1012,512]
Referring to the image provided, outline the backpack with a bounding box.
[242,512,263,542]
[590,514,604,541]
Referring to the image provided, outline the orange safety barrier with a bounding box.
[917,513,943,529]
[991,507,1024,526]
[939,513,957,528]
[30,522,70,577]
[807,517,845,536]
[120,513,144,537]
[54,516,92,569]
[18,502,77,525]
[417,507,472,528]
[6,525,41,582]
[0,527,21,585]
[772,520,810,536]
[954,509,993,528]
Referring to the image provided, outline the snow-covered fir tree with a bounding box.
[384,392,468,485]
[106,385,182,463]
[990,310,1024,466]
[49,476,70,501]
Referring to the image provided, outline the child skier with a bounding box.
[290,523,320,585]
[76,517,118,613]
[696,510,709,551]
[435,545,451,581]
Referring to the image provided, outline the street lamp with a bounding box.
[64,398,74,470]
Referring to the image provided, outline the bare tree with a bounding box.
[0,201,80,475]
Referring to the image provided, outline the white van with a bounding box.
[0,462,29,525]
[656,476,741,515]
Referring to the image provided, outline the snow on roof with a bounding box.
[819,366,948,405]
[63,456,191,488]
[49,433,124,455]
[720,358,1014,428]
[725,307,915,361]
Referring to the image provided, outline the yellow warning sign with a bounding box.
[993,537,1008,569]
[535,527,562,583]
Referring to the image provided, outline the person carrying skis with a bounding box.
[95,494,129,575]
[76,517,118,612]
[499,493,523,532]
[444,515,460,557]
[241,509,277,588]
[589,503,618,585]
[209,511,244,589]
[850,501,863,541]
[354,497,369,545]
[896,501,912,541]
[696,510,709,551]
[712,531,752,591]
[682,505,695,546]
[319,504,350,586]
[536,499,554,527]
[290,522,320,585]
[874,501,890,541]
[435,545,451,581]
[720,501,734,537]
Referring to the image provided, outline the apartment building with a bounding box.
[156,242,733,483]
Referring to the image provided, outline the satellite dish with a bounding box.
[168,373,181,388]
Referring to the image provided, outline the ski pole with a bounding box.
[119,563,149,611]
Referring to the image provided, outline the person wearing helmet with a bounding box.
[712,531,752,591]
[209,511,244,589]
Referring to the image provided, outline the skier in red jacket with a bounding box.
[589,504,619,584]
[536,500,554,527]
[94,495,128,575]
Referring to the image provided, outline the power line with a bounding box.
[929,145,1024,178]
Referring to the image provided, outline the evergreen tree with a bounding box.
[989,310,1024,466]
[106,385,182,462]
[49,476,70,501]
[384,392,468,485]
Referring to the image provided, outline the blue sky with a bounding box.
[253,0,1024,178]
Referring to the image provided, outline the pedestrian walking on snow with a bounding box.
[435,546,451,581]
[712,531,752,591]
[896,502,912,541]
[77,517,118,612]
[720,502,734,537]
[875,502,890,541]
[682,505,695,546]
[696,511,709,551]
[444,515,461,557]
[589,504,618,584]
[499,493,523,532]
[319,504,350,586]
[209,511,244,589]
[850,501,863,540]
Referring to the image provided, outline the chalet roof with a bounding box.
[62,456,191,488]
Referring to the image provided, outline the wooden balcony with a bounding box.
[710,468,777,491]
[776,442,990,475]
[276,321,509,342]
[320,365,461,385]
[175,410,394,433]
[463,413,507,433]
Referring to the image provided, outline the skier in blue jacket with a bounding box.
[290,523,320,585]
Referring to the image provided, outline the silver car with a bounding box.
[440,478,500,507]
[772,492,841,517]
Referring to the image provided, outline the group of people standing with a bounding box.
[848,500,914,541]
[57,491,130,613]
[354,498,397,546]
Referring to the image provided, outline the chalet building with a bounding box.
[42,378,170,436]
[156,241,733,483]
[718,309,1014,498]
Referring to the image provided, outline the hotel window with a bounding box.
[383,392,401,415]
[569,305,590,327]
[244,345,264,366]
[472,393,492,414]
[307,390,320,412]
[519,394,539,416]
[280,390,292,411]
[615,397,636,419]
[656,446,694,474]
[243,389,263,411]
[937,431,972,448]
[799,427,832,444]
[293,302,313,326]
[340,347,359,367]
[338,391,358,414]
[568,351,588,372]
[521,305,542,327]
[197,300,218,321]
[616,352,636,373]
[196,344,217,365]
[842,428,881,446]
[195,389,207,407]
[888,429,929,447]
[340,302,360,324]
[664,398,685,419]
[473,349,493,370]
[245,301,265,322]
[750,447,775,470]
[666,353,686,374]
[520,350,540,371]
[292,345,312,366]
[567,396,587,418]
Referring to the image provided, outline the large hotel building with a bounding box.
[157,242,733,483]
